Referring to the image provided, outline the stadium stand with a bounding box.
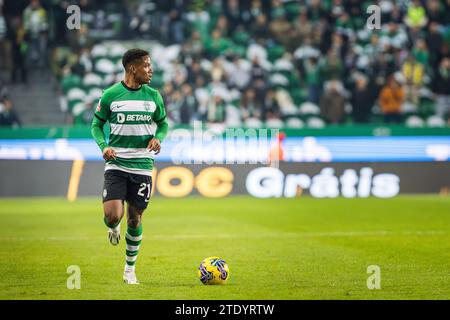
[0,0,449,128]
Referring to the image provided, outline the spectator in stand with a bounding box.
[303,57,321,104]
[402,54,424,106]
[379,73,405,123]
[223,0,242,35]
[425,0,446,24]
[431,58,450,119]
[0,0,9,73]
[320,80,347,124]
[240,87,261,121]
[227,55,251,91]
[350,75,377,123]
[293,9,313,44]
[179,83,198,124]
[206,94,227,123]
[67,24,94,53]
[320,51,344,81]
[182,30,204,61]
[9,16,27,84]
[404,0,428,29]
[269,12,292,49]
[0,96,21,127]
[263,89,281,121]
[23,0,48,70]
[426,22,443,69]
[250,14,270,44]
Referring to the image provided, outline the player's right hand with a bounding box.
[102,147,117,160]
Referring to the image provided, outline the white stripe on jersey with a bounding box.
[111,100,157,112]
[110,123,155,136]
[105,164,153,176]
[111,147,155,159]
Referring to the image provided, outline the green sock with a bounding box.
[125,224,143,270]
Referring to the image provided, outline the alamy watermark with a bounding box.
[66,5,81,30]
[367,265,381,290]
[66,265,81,289]
[169,121,281,167]
[366,5,381,30]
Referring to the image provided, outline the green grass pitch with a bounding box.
[0,196,449,300]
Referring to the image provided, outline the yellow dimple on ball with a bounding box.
[198,256,230,285]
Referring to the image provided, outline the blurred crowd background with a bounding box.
[0,0,449,129]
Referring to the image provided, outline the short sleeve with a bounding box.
[153,91,167,123]
[94,92,111,122]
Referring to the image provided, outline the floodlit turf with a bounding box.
[0,196,449,300]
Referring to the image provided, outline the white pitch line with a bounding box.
[0,231,445,242]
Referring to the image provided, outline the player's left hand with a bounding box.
[147,138,161,155]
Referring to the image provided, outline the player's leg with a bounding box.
[102,170,127,245]
[123,203,144,284]
[103,200,124,245]
[122,173,152,284]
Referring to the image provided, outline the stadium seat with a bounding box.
[306,117,326,129]
[405,115,425,128]
[109,43,127,59]
[285,117,304,129]
[102,73,117,87]
[299,102,320,115]
[67,87,86,101]
[247,43,268,63]
[426,115,446,128]
[88,88,103,102]
[270,73,289,87]
[95,58,116,75]
[265,118,284,129]
[61,75,82,95]
[245,117,263,128]
[83,73,103,89]
[267,45,285,63]
[72,102,86,117]
[226,105,242,127]
[274,59,294,72]
[276,89,298,116]
[91,44,108,59]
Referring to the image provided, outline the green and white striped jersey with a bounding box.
[94,81,167,176]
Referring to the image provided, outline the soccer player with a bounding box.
[91,48,168,284]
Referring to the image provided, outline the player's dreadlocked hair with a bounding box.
[122,48,149,70]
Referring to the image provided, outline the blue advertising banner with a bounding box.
[0,136,449,162]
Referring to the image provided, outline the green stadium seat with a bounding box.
[233,31,250,46]
[61,75,82,95]
[289,88,305,105]
[267,45,285,63]
[284,2,301,20]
